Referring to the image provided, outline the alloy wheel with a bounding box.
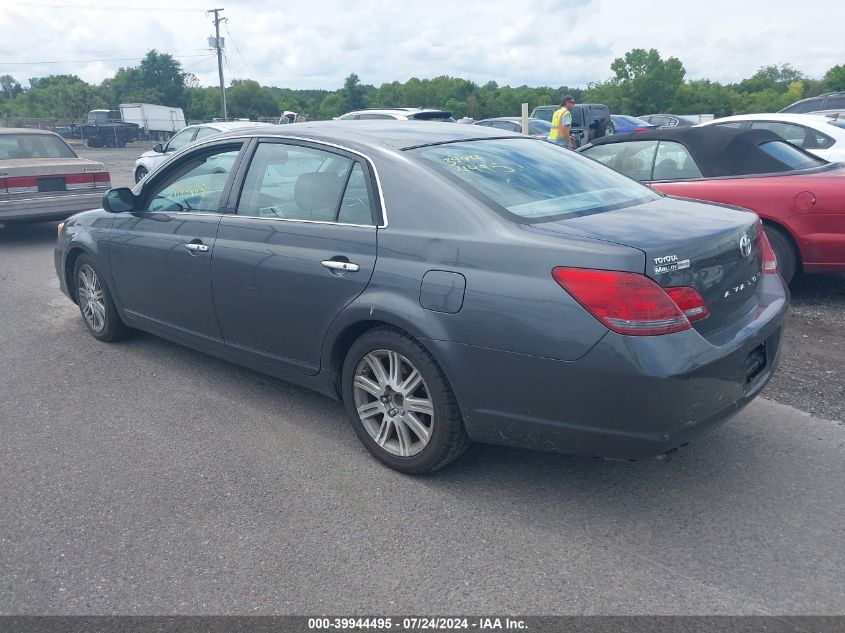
[352,349,435,457]
[77,264,106,333]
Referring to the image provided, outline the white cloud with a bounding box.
[1,0,841,91]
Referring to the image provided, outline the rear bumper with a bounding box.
[427,275,789,459]
[0,191,106,222]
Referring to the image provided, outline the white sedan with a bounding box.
[696,113,845,163]
[133,121,269,183]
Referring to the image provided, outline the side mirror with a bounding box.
[103,188,137,213]
[153,143,164,153]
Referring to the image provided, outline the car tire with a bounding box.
[135,166,148,183]
[764,225,799,284]
[73,254,127,342]
[604,121,614,136]
[341,327,470,474]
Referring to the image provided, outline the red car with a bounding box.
[579,126,845,282]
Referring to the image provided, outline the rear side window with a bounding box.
[758,141,827,170]
[237,142,376,224]
[827,95,845,109]
[411,138,658,222]
[750,121,834,150]
[653,141,703,180]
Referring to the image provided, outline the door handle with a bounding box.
[321,260,360,273]
[184,243,209,253]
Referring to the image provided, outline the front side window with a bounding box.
[165,128,198,152]
[144,146,242,213]
[411,138,658,222]
[582,140,659,181]
[653,141,703,180]
[357,113,394,120]
[236,142,376,224]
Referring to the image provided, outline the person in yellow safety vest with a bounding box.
[548,96,575,148]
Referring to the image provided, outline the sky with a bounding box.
[1,0,843,91]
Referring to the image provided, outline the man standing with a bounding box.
[548,96,575,148]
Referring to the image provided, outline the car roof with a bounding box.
[587,126,809,177]
[196,121,271,131]
[343,107,451,115]
[477,117,547,123]
[211,119,526,152]
[700,112,845,132]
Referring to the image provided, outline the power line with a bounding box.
[6,2,204,11]
[222,21,257,77]
[1,54,213,66]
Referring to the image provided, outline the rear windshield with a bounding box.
[826,118,845,130]
[409,112,455,122]
[0,133,77,159]
[410,138,658,222]
[758,140,827,170]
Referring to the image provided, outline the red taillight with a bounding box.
[94,172,111,185]
[665,286,710,321]
[758,230,778,274]
[5,176,38,193]
[634,127,649,133]
[552,268,707,336]
[0,178,6,194]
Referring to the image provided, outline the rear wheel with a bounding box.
[764,225,799,284]
[342,327,469,474]
[73,254,127,342]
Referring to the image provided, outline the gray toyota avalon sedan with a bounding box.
[55,121,788,473]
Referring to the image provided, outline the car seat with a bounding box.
[294,172,342,221]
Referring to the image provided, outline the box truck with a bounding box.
[119,103,186,141]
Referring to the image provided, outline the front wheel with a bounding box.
[604,121,614,136]
[73,254,127,341]
[764,225,799,284]
[342,327,469,474]
[135,165,148,183]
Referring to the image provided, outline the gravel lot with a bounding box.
[74,142,845,425]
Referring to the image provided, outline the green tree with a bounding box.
[340,73,367,112]
[821,64,845,92]
[226,80,278,119]
[609,48,685,114]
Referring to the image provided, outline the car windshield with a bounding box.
[410,138,658,222]
[0,133,77,159]
[758,140,827,170]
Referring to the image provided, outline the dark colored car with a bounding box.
[530,103,613,147]
[55,122,787,473]
[638,114,695,128]
[579,126,845,283]
[0,128,111,223]
[780,91,845,114]
[610,115,658,134]
[474,117,552,138]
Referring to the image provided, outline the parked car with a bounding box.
[696,113,845,163]
[530,103,613,147]
[0,128,110,223]
[780,91,845,114]
[579,126,845,282]
[335,108,455,122]
[56,121,787,473]
[133,121,268,183]
[610,115,658,134]
[474,117,552,138]
[637,114,695,128]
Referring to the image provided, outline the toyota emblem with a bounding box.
[739,234,753,258]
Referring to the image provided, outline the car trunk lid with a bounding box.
[0,158,110,195]
[527,196,767,337]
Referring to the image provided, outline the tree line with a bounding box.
[2,48,844,125]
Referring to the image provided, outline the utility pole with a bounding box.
[209,8,227,120]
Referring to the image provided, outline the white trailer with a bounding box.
[119,103,186,140]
